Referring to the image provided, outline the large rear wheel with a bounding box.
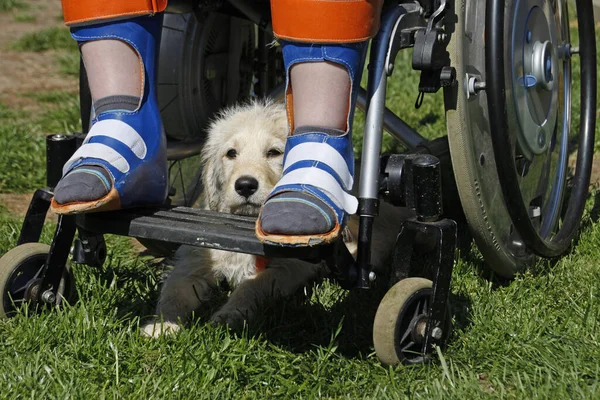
[445,0,596,277]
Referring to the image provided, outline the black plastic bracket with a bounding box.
[411,0,456,96]
[72,229,107,269]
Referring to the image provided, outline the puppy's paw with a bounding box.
[140,321,181,338]
[210,309,247,332]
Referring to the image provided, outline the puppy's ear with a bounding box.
[201,142,224,211]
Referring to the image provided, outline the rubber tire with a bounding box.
[373,278,449,366]
[0,243,76,318]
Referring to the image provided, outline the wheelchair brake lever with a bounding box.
[412,0,455,95]
[426,0,447,34]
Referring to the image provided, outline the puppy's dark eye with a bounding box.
[226,149,237,159]
[267,149,283,158]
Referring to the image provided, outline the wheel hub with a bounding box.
[410,315,428,344]
[24,278,42,304]
[512,2,561,158]
[532,40,555,89]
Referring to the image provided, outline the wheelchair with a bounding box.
[0,0,596,366]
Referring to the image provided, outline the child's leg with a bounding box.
[80,40,142,101]
[289,61,351,130]
[51,2,168,214]
[256,0,383,246]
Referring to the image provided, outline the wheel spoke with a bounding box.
[32,265,44,280]
[399,327,412,346]
[12,283,30,295]
[400,341,416,353]
[12,266,43,294]
[412,302,420,320]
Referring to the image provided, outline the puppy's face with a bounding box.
[202,102,288,216]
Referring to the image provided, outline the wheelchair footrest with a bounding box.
[77,206,333,259]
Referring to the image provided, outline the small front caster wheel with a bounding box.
[373,277,451,366]
[0,243,76,318]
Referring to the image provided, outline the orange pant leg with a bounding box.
[61,0,168,26]
[270,0,384,43]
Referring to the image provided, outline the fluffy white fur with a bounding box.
[141,100,405,337]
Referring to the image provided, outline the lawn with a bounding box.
[0,1,599,399]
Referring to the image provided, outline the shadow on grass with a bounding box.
[87,227,477,360]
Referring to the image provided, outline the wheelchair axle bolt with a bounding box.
[431,327,443,340]
[368,271,377,282]
[467,75,486,98]
[41,290,56,304]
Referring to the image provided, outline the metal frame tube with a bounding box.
[355,4,411,288]
[356,87,426,150]
[359,5,408,200]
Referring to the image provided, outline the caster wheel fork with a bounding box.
[373,216,457,366]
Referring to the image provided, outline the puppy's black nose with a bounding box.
[235,176,259,198]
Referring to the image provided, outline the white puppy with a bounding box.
[141,100,405,337]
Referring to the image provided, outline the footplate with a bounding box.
[77,207,334,260]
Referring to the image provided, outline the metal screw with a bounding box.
[474,81,486,92]
[526,31,532,43]
[431,327,443,340]
[42,290,56,304]
[368,271,377,282]
[387,63,394,74]
[467,75,486,97]
[538,130,546,147]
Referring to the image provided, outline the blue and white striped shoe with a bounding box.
[51,107,168,214]
[256,131,358,246]
[50,16,167,214]
[255,40,367,246]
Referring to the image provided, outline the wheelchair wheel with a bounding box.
[373,278,451,366]
[0,243,76,318]
[446,0,596,277]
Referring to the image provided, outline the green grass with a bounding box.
[13,12,35,22]
[0,6,600,398]
[11,26,76,52]
[24,91,82,134]
[0,194,599,398]
[56,51,80,77]
[11,25,80,78]
[0,0,26,12]
[0,122,46,192]
[352,46,447,157]
[0,92,80,192]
